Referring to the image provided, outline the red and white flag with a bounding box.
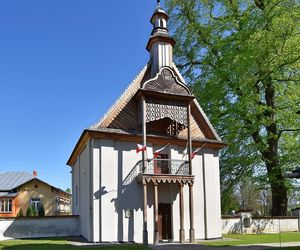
[191,144,206,159]
[153,143,170,158]
[136,144,147,153]
[182,143,188,159]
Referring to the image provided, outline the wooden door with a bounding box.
[158,203,172,241]
[154,154,169,174]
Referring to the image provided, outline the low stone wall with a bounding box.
[0,216,80,241]
[222,215,300,234]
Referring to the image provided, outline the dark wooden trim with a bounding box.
[137,174,194,185]
[146,35,176,51]
[150,11,169,24]
[67,130,90,166]
[136,89,195,102]
[67,129,227,166]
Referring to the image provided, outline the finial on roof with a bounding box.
[157,0,161,7]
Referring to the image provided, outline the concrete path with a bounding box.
[149,241,300,250]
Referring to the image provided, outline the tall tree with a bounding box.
[166,0,300,215]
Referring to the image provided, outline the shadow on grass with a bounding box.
[0,244,71,250]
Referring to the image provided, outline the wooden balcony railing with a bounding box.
[143,159,189,175]
[123,159,190,186]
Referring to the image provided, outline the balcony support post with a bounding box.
[189,183,195,242]
[143,181,148,245]
[179,183,185,243]
[153,181,159,244]
[187,102,195,242]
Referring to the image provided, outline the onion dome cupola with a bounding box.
[147,0,176,77]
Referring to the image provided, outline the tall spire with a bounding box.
[147,1,176,77]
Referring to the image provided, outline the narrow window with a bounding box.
[75,186,78,205]
[160,19,164,27]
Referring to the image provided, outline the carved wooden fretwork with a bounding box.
[142,67,191,96]
[137,174,194,185]
[166,120,186,136]
[145,98,188,126]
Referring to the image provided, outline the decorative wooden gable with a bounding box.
[92,64,221,142]
[142,67,191,96]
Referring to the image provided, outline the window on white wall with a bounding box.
[0,199,12,213]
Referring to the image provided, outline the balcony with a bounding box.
[123,159,194,186]
[143,159,189,175]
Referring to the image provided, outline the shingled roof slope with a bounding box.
[90,64,149,129]
[0,171,34,191]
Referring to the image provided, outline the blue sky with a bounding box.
[0,1,159,190]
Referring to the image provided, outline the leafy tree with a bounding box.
[166,0,300,215]
[38,203,45,217]
[17,208,24,218]
[221,186,239,215]
[65,188,71,194]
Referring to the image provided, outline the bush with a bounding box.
[26,205,37,217]
[26,206,35,217]
[32,206,37,216]
[38,203,45,217]
[17,209,24,217]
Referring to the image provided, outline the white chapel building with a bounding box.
[67,2,226,244]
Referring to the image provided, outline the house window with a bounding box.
[30,198,41,211]
[0,199,12,213]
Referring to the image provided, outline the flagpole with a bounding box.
[187,102,195,243]
[142,96,147,172]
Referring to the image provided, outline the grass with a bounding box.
[0,238,149,250]
[1,233,300,250]
[200,232,300,247]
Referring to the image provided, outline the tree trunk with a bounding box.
[262,76,288,216]
[266,162,288,216]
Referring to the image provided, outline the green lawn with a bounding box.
[200,232,300,247]
[0,238,149,250]
[1,233,300,250]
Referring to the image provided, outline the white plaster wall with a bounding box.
[222,217,242,234]
[182,183,189,241]
[72,159,80,215]
[252,218,299,233]
[222,217,299,234]
[193,153,206,239]
[99,139,117,242]
[0,217,80,241]
[171,183,180,242]
[97,140,145,243]
[86,140,222,243]
[203,149,222,239]
[79,144,91,241]
[92,139,100,242]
